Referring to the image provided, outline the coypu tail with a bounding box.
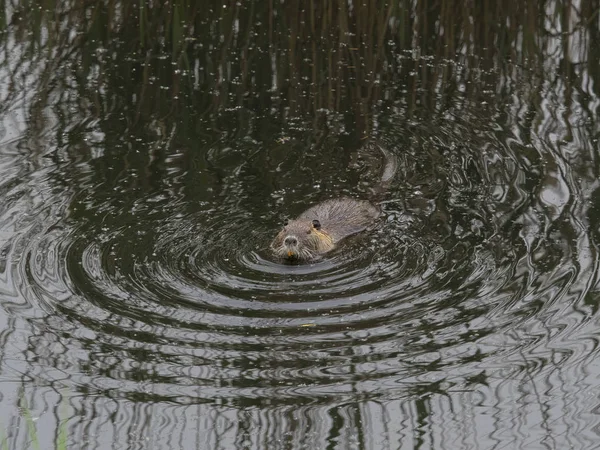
[355,141,398,202]
[373,142,398,200]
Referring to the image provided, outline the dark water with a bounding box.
[1,1,600,448]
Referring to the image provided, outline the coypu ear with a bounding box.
[312,219,321,230]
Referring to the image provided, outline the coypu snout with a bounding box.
[282,234,300,259]
[271,218,334,261]
[284,236,298,247]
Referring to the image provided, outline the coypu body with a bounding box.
[271,142,396,262]
[271,198,380,261]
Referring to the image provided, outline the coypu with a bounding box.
[271,142,397,262]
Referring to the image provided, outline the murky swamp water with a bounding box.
[0,1,599,449]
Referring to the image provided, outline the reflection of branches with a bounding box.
[0,0,595,138]
[1,1,600,448]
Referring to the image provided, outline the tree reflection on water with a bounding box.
[0,1,598,449]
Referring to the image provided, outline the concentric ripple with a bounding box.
[6,123,559,404]
[0,1,599,447]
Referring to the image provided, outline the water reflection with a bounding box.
[0,0,599,448]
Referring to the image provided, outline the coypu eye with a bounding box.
[283,219,289,226]
[312,219,321,230]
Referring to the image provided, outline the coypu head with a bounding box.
[271,218,335,261]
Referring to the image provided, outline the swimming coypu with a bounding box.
[271,142,397,262]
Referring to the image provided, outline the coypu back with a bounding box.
[297,198,380,241]
[271,141,397,262]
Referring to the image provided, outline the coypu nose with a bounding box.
[284,236,298,246]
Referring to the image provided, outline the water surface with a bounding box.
[0,1,599,449]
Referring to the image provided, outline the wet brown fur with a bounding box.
[271,198,381,261]
[271,142,396,262]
